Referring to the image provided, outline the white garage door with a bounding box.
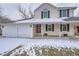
[17,24,33,37]
[3,24,18,37]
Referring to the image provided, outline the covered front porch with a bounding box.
[15,18,79,38]
[32,22,79,38]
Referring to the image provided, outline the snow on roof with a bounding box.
[13,17,79,24]
[64,17,79,21]
[33,3,77,12]
[54,3,78,7]
[15,18,65,24]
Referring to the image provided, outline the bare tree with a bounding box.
[17,4,34,20]
[0,7,3,17]
[0,6,12,23]
[17,4,29,20]
[28,7,34,18]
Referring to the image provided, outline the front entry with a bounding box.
[36,24,41,34]
[74,26,79,35]
[0,28,2,36]
[77,26,79,33]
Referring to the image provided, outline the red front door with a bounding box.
[36,24,41,33]
[77,26,79,33]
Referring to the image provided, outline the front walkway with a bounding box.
[0,37,79,53]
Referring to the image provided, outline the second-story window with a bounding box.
[59,9,69,17]
[41,9,50,19]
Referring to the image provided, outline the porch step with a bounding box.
[75,36,79,38]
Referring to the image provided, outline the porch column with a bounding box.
[59,24,61,38]
[30,24,34,38]
[59,31,61,38]
[32,24,34,38]
[41,24,44,38]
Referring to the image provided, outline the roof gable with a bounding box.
[34,3,77,12]
[34,3,57,12]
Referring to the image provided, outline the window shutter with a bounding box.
[60,24,62,32]
[67,9,69,17]
[67,24,69,32]
[48,11,50,18]
[52,24,54,31]
[41,11,43,19]
[46,24,48,31]
[60,10,62,17]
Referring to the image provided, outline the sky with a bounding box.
[0,3,79,20]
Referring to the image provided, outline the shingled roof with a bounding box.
[0,16,13,23]
[63,17,79,21]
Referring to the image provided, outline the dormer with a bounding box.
[34,3,58,19]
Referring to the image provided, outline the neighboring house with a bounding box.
[0,16,12,36]
[2,3,79,38]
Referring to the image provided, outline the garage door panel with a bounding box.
[18,24,32,37]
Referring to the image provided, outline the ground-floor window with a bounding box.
[46,24,54,31]
[60,24,69,32]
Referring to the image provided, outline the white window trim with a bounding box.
[61,24,68,32]
[47,25,52,31]
[43,11,48,18]
[61,10,68,17]
[46,24,54,31]
[42,9,49,18]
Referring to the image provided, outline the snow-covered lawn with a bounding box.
[0,37,79,54]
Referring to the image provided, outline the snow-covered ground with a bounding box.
[0,37,79,54]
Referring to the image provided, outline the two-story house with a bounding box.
[2,3,79,38]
